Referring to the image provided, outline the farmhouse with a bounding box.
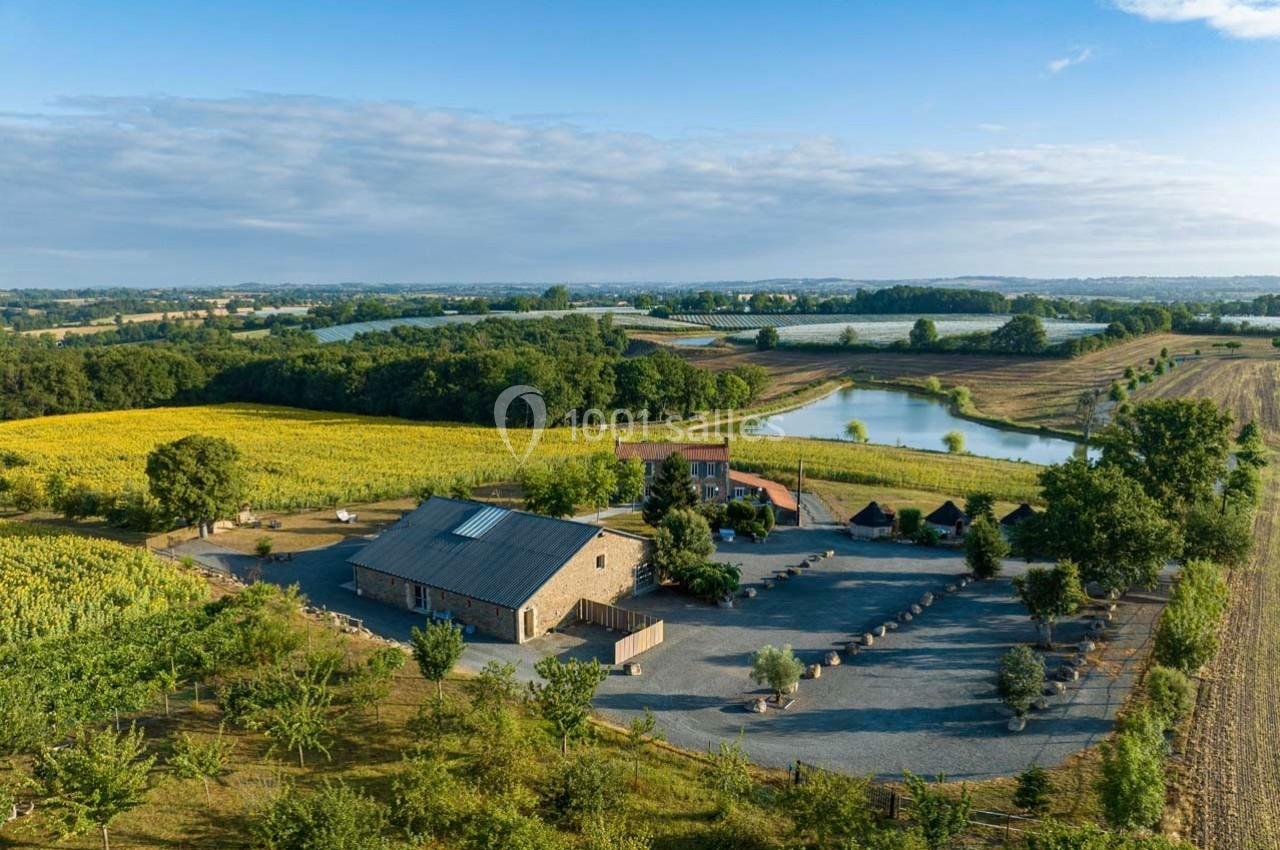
[849,501,896,538]
[615,439,731,503]
[728,469,799,525]
[924,500,969,539]
[349,497,651,643]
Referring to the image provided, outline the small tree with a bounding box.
[756,326,779,350]
[963,515,1008,579]
[903,772,971,850]
[942,430,965,454]
[643,451,698,525]
[705,736,753,807]
[255,536,274,559]
[522,458,587,518]
[253,685,334,768]
[839,325,858,347]
[963,491,996,523]
[169,726,233,805]
[583,451,620,520]
[390,752,473,843]
[652,508,714,582]
[346,646,406,723]
[1013,763,1051,814]
[998,646,1045,717]
[897,507,923,537]
[1013,561,1088,648]
[145,434,243,537]
[949,386,972,412]
[924,376,943,394]
[750,644,804,703]
[467,659,520,718]
[1097,727,1165,830]
[909,318,938,347]
[529,656,609,754]
[410,621,465,701]
[614,457,646,507]
[623,708,665,788]
[41,725,155,850]
[846,419,869,443]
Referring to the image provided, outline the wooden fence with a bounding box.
[575,599,665,665]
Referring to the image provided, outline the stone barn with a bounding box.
[349,497,651,643]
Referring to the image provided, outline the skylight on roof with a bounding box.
[452,505,509,538]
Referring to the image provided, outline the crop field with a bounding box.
[1135,355,1280,439]
[0,522,205,644]
[683,333,1275,430]
[0,403,1037,511]
[724,315,1106,345]
[1182,465,1280,849]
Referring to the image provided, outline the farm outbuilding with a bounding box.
[728,469,799,525]
[349,497,651,643]
[924,500,969,540]
[849,501,895,539]
[999,502,1037,535]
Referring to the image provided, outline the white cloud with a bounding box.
[0,95,1276,284]
[1116,0,1280,39]
[977,123,1008,133]
[1047,47,1095,73]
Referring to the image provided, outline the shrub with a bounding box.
[998,646,1045,716]
[3,471,46,512]
[903,772,971,850]
[785,768,875,847]
[964,515,1008,579]
[756,327,779,350]
[1096,725,1165,831]
[912,525,940,547]
[757,503,775,532]
[391,752,476,842]
[653,509,714,582]
[705,737,754,807]
[897,507,922,537]
[252,781,388,850]
[1153,559,1228,674]
[923,376,943,394]
[949,386,972,412]
[683,562,741,602]
[548,749,626,831]
[1145,666,1194,730]
[703,806,777,850]
[942,430,966,454]
[726,500,757,532]
[1013,763,1051,814]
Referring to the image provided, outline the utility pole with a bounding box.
[796,457,804,527]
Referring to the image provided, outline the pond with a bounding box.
[668,336,719,347]
[746,385,1086,465]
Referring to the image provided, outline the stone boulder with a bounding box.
[1007,716,1027,732]
[900,611,913,622]
[824,651,841,667]
[748,697,768,713]
[886,621,899,631]
[873,625,887,638]
[910,603,923,615]
[1045,681,1066,696]
[919,592,934,607]
[862,633,875,647]
[805,663,822,679]
[624,662,642,676]
[1033,696,1050,711]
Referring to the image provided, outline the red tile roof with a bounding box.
[614,441,730,462]
[729,470,799,513]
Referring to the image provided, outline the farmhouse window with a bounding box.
[596,553,607,570]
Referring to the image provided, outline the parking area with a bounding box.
[176,524,1161,781]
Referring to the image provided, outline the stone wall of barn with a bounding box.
[522,529,650,641]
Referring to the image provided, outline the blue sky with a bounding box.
[1,1,1278,286]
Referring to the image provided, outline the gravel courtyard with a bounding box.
[593,527,1162,780]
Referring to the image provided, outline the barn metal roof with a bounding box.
[348,497,604,609]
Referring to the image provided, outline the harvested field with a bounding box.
[1183,466,1280,849]
[682,334,1275,430]
[1135,355,1280,440]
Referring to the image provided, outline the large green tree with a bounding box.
[1096,398,1233,516]
[145,434,244,537]
[1028,458,1180,593]
[909,318,938,347]
[989,314,1047,354]
[652,508,714,582]
[642,451,698,525]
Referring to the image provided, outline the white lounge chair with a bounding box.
[336,509,358,524]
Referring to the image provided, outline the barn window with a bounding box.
[596,554,607,570]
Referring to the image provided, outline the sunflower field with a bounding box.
[0,522,206,645]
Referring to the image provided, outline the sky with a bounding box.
[1,1,1279,288]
